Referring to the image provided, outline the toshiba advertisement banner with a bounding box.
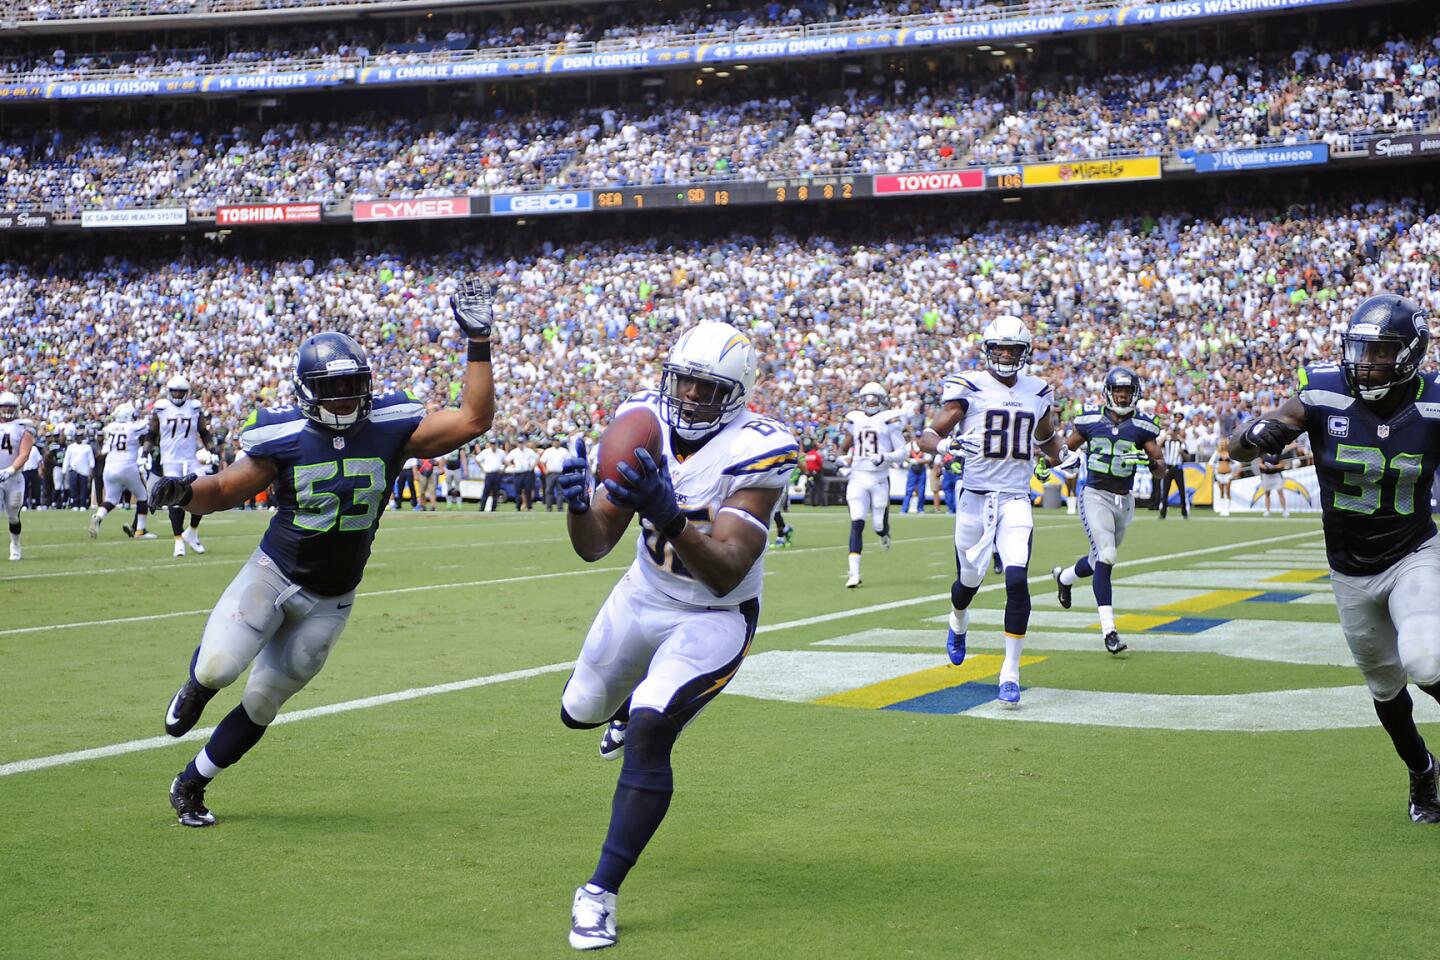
[352,197,473,222]
[216,202,323,226]
[872,169,984,195]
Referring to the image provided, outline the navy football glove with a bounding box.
[449,278,495,341]
[557,439,591,513]
[1242,418,1300,456]
[603,448,683,536]
[149,473,196,508]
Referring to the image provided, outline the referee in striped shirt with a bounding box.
[1158,414,1190,519]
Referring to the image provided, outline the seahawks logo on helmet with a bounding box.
[294,332,374,431]
[1341,294,1431,402]
[1103,367,1142,416]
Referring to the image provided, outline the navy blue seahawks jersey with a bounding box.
[1071,405,1160,495]
[1299,363,1440,576]
[240,391,425,595]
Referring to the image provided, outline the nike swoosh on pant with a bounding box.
[337,603,353,609]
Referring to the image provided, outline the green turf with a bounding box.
[2,505,1430,959]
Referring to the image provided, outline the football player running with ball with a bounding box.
[1051,367,1164,655]
[555,321,798,950]
[919,315,1063,706]
[151,281,496,828]
[1231,294,1440,823]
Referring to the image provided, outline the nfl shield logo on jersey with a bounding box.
[1378,425,1391,439]
[333,436,346,450]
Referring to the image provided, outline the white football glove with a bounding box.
[0,467,12,483]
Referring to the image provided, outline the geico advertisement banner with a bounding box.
[489,191,595,216]
[1023,156,1162,188]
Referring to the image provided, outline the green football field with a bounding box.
[3,504,1433,959]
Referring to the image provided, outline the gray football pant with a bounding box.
[1330,536,1440,701]
[193,548,355,725]
[1078,486,1133,566]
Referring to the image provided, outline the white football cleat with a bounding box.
[569,885,618,950]
[173,538,186,558]
[880,534,892,551]
[137,531,158,540]
[8,543,20,561]
[182,529,206,554]
[88,512,102,538]
[845,573,862,589]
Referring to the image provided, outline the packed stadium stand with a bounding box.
[2,0,1437,470]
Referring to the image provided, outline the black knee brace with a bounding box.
[1003,566,1032,636]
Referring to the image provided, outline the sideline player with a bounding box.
[151,282,496,828]
[1231,294,1440,822]
[90,402,157,539]
[0,392,35,560]
[151,376,213,557]
[838,381,905,587]
[555,321,797,950]
[919,316,1062,705]
[1050,368,1163,654]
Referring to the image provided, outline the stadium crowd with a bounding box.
[3,25,1438,215]
[3,190,1436,478]
[11,0,1092,31]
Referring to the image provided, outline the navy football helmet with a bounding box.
[1341,294,1430,401]
[1103,367,1141,415]
[294,332,373,430]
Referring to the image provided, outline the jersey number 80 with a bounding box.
[982,410,1036,461]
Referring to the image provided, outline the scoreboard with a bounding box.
[594,176,871,210]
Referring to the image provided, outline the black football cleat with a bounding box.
[164,679,211,738]
[1104,631,1128,655]
[1409,755,1440,823]
[1052,566,1072,609]
[992,552,1004,575]
[169,774,217,828]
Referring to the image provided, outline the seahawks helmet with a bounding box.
[294,332,374,430]
[1103,367,1141,416]
[858,381,887,415]
[659,321,757,442]
[981,315,1033,378]
[1341,294,1430,402]
[166,375,190,405]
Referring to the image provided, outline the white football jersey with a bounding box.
[154,397,203,464]
[941,369,1054,494]
[844,409,905,474]
[0,419,35,468]
[102,420,148,470]
[611,391,799,607]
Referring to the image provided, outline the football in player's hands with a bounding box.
[596,407,665,492]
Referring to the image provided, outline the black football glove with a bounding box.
[556,439,592,513]
[1242,418,1301,456]
[449,278,495,341]
[149,473,196,508]
[603,448,683,535]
